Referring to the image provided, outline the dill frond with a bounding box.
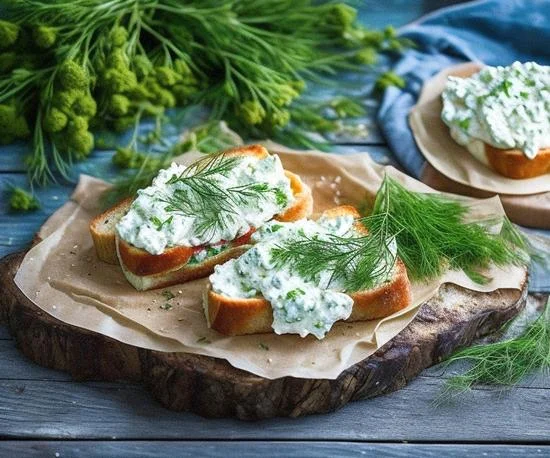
[440,298,550,397]
[271,212,398,292]
[158,153,286,240]
[272,175,529,293]
[366,176,527,282]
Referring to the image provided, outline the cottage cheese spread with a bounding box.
[116,154,294,255]
[210,215,397,339]
[441,61,550,161]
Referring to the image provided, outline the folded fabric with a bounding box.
[377,0,550,292]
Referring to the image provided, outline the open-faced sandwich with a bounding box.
[205,205,412,339]
[90,145,313,290]
[441,61,550,179]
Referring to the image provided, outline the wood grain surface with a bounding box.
[0,442,548,458]
[0,249,530,420]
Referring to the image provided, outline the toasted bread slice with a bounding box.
[204,206,412,336]
[483,144,550,179]
[89,197,133,264]
[89,144,313,289]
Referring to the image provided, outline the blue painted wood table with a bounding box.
[1,1,549,456]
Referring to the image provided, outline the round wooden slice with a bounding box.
[0,251,528,420]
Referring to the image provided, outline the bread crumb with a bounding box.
[334,176,342,184]
[267,358,273,363]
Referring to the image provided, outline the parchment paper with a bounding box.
[14,145,526,379]
[409,62,550,195]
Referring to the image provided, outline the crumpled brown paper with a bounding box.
[14,144,526,379]
[409,62,550,196]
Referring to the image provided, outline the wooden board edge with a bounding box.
[0,250,529,419]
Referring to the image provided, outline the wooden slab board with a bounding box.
[0,250,528,420]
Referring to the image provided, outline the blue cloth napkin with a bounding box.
[377,0,550,292]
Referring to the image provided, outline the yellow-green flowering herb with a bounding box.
[9,187,40,212]
[375,71,406,92]
[0,1,410,186]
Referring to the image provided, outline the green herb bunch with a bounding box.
[157,153,286,240]
[0,0,410,189]
[439,297,550,398]
[271,176,529,292]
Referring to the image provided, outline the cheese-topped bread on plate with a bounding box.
[90,144,313,290]
[205,205,412,339]
[441,61,550,179]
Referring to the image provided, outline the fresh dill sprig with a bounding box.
[440,298,550,397]
[271,213,397,292]
[366,176,527,283]
[158,153,285,240]
[102,121,244,208]
[272,175,529,292]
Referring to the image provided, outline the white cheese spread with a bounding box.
[209,215,396,339]
[441,61,550,160]
[116,154,294,255]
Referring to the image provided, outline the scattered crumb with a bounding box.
[355,332,360,337]
[334,176,342,184]
[178,290,183,294]
[267,358,273,364]
[47,276,51,281]
[52,305,56,310]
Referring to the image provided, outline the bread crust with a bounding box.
[205,206,412,337]
[89,197,133,264]
[484,144,550,179]
[89,144,313,290]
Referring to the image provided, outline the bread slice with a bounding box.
[89,197,133,264]
[483,144,550,179]
[204,206,412,337]
[89,144,313,289]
